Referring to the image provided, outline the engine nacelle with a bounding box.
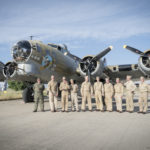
[3,62,17,78]
[138,50,150,76]
[3,61,37,83]
[78,55,104,77]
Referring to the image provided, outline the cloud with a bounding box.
[0,0,150,44]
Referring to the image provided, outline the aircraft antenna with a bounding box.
[29,35,34,40]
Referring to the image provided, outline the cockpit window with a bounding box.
[12,40,31,62]
[48,43,58,49]
[48,43,69,54]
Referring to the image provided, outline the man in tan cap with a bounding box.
[70,79,79,112]
[138,76,149,114]
[59,77,70,112]
[47,75,58,112]
[104,78,114,112]
[94,76,104,111]
[114,78,124,113]
[81,76,93,111]
[124,75,136,113]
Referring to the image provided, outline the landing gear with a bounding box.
[22,86,34,103]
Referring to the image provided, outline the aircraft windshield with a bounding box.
[12,40,31,62]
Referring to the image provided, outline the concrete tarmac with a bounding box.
[0,97,150,150]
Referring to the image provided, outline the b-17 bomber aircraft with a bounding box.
[0,39,150,102]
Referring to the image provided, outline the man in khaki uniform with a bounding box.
[81,76,93,111]
[94,76,104,111]
[114,78,124,113]
[104,78,114,112]
[33,78,45,112]
[59,77,70,112]
[70,79,79,112]
[138,76,149,114]
[124,75,136,113]
[47,75,58,112]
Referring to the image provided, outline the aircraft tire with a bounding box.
[22,87,34,103]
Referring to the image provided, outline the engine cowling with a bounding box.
[79,55,104,77]
[3,62,17,78]
[138,50,150,75]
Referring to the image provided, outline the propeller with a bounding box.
[123,45,150,69]
[0,62,22,92]
[123,45,148,57]
[80,46,113,82]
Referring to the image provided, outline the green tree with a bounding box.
[8,81,27,91]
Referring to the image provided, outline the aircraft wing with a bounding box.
[103,45,150,82]
[104,64,144,82]
[78,44,150,82]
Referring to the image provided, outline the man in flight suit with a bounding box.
[114,78,124,113]
[124,75,136,113]
[138,76,149,114]
[104,78,114,112]
[47,75,58,112]
[81,76,93,111]
[59,77,70,112]
[33,78,45,112]
[94,76,104,111]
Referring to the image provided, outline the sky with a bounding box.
[0,0,150,65]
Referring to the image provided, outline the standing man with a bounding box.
[47,75,58,112]
[124,75,136,113]
[114,78,124,113]
[94,76,104,111]
[70,79,79,112]
[104,78,114,112]
[138,76,149,114]
[33,78,45,112]
[59,77,70,112]
[81,76,93,111]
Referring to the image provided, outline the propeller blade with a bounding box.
[86,69,91,83]
[64,52,82,62]
[123,45,147,57]
[91,46,113,62]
